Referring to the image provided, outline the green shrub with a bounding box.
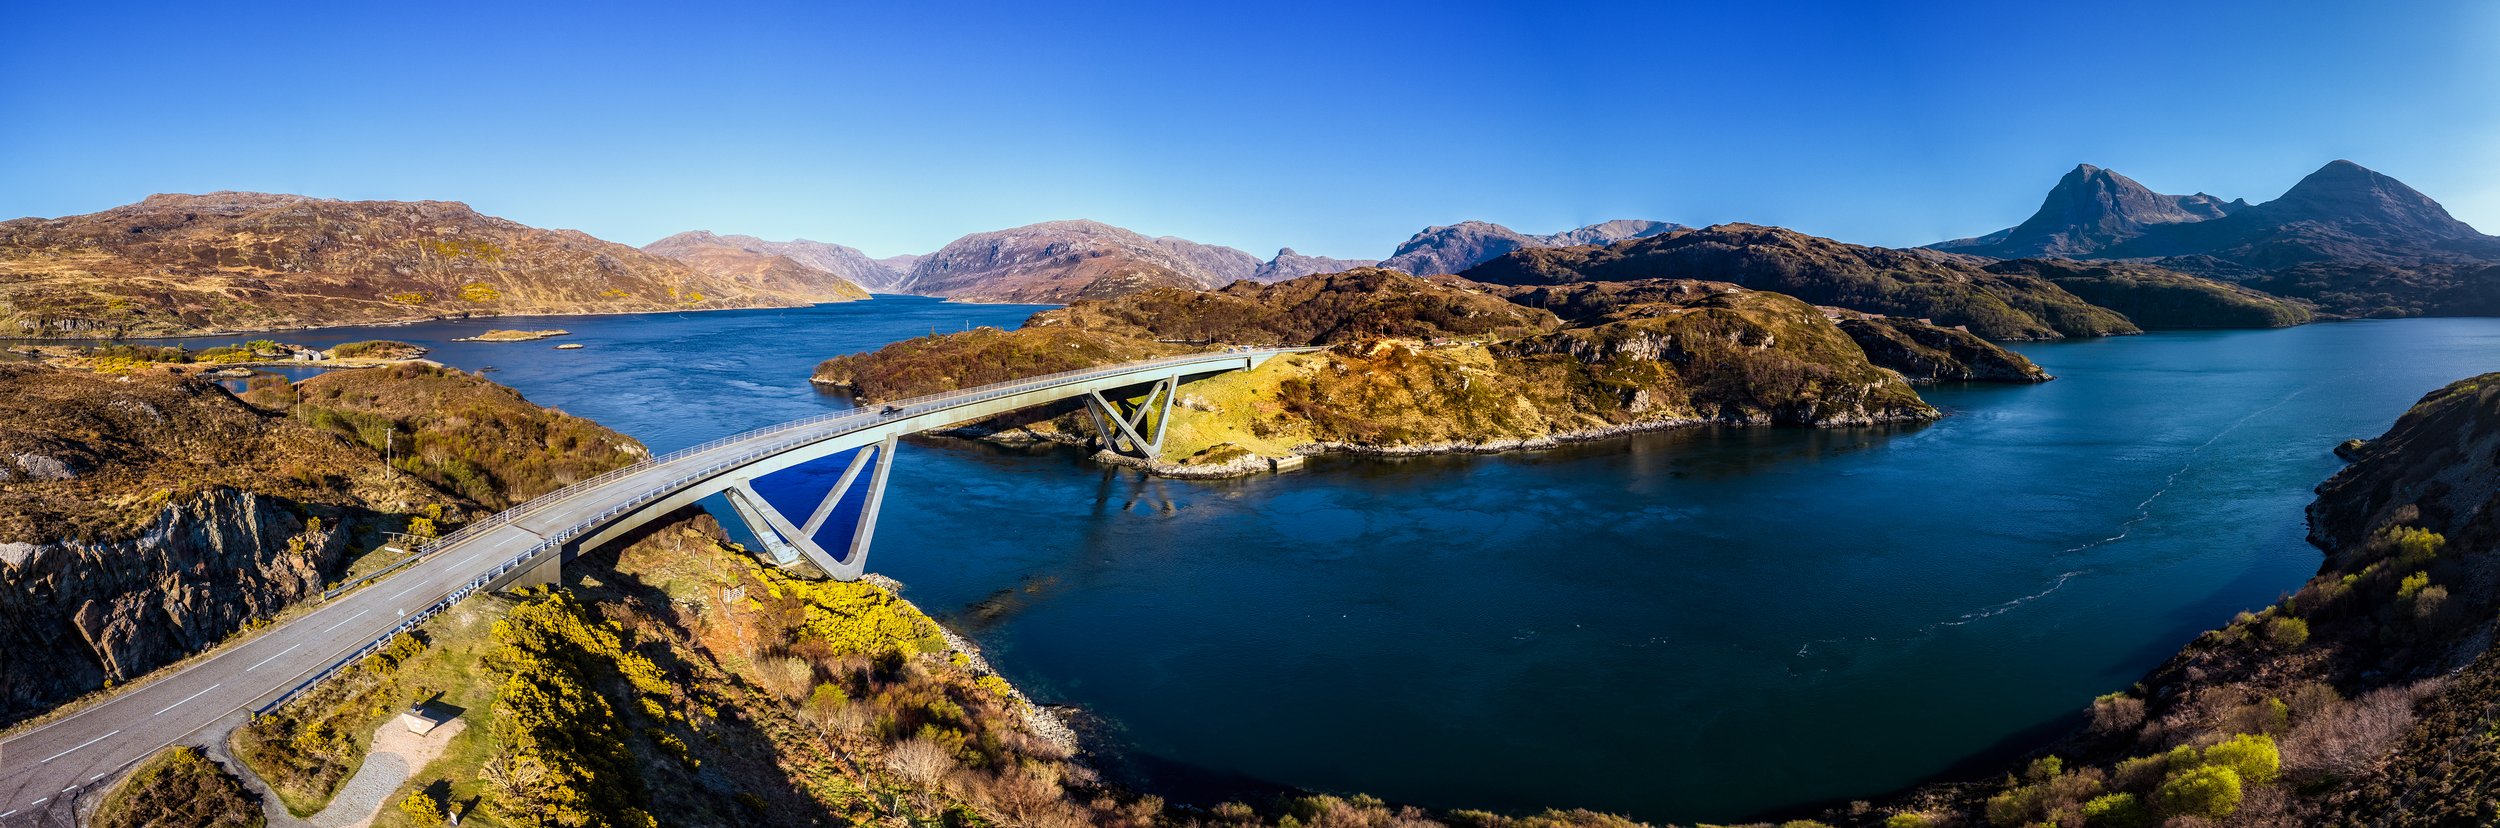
[2397,571,2430,601]
[2079,792,2149,828]
[398,790,447,828]
[2266,616,2310,649]
[2154,765,2242,820]
[2203,734,2282,785]
[2386,526,2444,568]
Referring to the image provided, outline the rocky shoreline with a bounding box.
[866,573,1084,756]
[948,407,1939,480]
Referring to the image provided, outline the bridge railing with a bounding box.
[341,347,1313,595]
[289,347,1319,705]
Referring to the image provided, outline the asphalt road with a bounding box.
[0,348,1292,824]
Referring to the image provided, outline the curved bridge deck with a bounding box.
[0,347,1306,824]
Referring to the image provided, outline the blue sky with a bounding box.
[5,1,2496,259]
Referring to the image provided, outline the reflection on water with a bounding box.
[75,305,2500,821]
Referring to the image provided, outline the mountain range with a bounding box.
[876,218,1676,303]
[11,159,2495,337]
[644,231,904,293]
[1379,219,1683,276]
[0,193,862,338]
[640,231,872,302]
[1934,160,2500,316]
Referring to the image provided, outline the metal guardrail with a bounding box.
[271,348,1317,711]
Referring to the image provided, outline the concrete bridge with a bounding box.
[0,347,1304,826]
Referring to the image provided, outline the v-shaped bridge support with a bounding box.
[720,435,897,581]
[1082,374,1180,458]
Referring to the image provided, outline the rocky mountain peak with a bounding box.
[2258,160,2482,238]
[1931,164,2246,257]
[1252,247,1381,284]
[1381,219,1683,276]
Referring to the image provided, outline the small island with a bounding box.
[454,329,570,342]
[41,339,429,374]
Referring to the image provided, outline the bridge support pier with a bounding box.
[721,435,898,582]
[1083,374,1180,458]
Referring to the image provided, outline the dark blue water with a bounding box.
[125,301,2500,822]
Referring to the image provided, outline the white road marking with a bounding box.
[154,683,221,716]
[389,580,429,599]
[1,809,18,817]
[247,643,302,671]
[322,609,370,632]
[29,798,44,806]
[40,730,117,763]
[89,773,105,781]
[59,786,72,793]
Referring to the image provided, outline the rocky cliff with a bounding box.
[641,231,880,298]
[0,193,846,337]
[0,362,639,725]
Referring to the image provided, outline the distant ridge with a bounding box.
[644,231,907,293]
[1933,160,2500,316]
[0,192,848,337]
[1253,248,1381,283]
[900,220,1240,303]
[642,231,872,301]
[1380,219,1683,276]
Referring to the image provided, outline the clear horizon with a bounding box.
[5,0,2496,260]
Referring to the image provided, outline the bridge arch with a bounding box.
[530,348,1303,583]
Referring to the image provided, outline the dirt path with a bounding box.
[306,719,465,828]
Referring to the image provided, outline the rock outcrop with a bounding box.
[0,362,639,725]
[2,488,359,719]
[0,193,846,337]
